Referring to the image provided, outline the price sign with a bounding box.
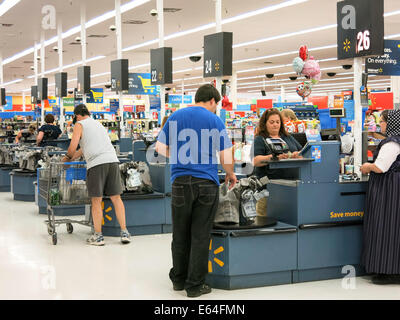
[203,32,233,78]
[337,0,384,60]
[150,47,173,85]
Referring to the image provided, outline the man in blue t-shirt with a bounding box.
[156,84,237,298]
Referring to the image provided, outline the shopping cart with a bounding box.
[39,161,92,245]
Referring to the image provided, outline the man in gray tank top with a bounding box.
[62,104,131,246]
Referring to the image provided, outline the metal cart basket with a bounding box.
[39,161,92,245]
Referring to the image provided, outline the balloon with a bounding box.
[311,71,322,84]
[292,57,305,75]
[299,45,308,61]
[302,57,320,79]
[296,82,312,98]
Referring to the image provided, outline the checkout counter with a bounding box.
[207,141,367,289]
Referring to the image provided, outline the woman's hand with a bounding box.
[291,151,303,159]
[277,153,289,160]
[360,163,372,175]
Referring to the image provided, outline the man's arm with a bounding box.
[63,123,82,162]
[36,131,44,146]
[155,141,170,158]
[220,147,237,189]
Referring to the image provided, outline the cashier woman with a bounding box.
[360,110,400,285]
[252,109,302,216]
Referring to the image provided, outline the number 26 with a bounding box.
[357,30,370,53]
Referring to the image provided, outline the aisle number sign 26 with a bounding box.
[337,0,384,60]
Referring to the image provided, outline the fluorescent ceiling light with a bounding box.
[3,78,23,86]
[123,0,310,52]
[223,0,308,24]
[27,56,106,79]
[233,24,337,49]
[0,0,20,17]
[3,0,150,66]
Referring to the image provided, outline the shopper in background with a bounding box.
[361,110,400,285]
[281,109,306,134]
[15,124,36,144]
[36,114,62,147]
[155,84,237,298]
[62,104,130,246]
[251,109,302,216]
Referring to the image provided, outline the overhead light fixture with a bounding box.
[3,0,150,66]
[123,0,310,52]
[0,0,20,17]
[2,78,23,86]
[222,0,308,24]
[233,24,337,49]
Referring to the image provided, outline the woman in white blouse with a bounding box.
[360,110,400,285]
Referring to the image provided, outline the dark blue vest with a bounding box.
[373,136,400,172]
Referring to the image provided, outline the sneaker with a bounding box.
[121,230,131,244]
[87,234,105,246]
[186,284,212,298]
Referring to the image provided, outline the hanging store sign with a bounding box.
[150,47,173,85]
[365,40,400,76]
[203,32,233,78]
[337,0,384,60]
[128,73,158,95]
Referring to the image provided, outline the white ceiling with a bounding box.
[1,0,399,97]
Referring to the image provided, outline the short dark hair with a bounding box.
[44,114,55,124]
[74,104,91,117]
[195,84,221,104]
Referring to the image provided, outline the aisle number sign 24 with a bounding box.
[204,60,220,75]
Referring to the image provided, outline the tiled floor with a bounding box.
[0,192,399,300]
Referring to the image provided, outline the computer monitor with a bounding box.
[291,133,308,148]
[320,129,340,141]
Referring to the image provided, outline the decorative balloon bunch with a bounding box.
[292,45,322,99]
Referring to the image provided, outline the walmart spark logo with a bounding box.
[101,201,113,225]
[343,39,351,52]
[208,239,224,273]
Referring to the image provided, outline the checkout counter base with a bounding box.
[102,225,163,237]
[101,193,167,237]
[13,194,35,202]
[206,222,298,290]
[207,271,293,290]
[293,265,366,283]
[162,224,172,233]
[11,170,36,203]
[0,186,10,192]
